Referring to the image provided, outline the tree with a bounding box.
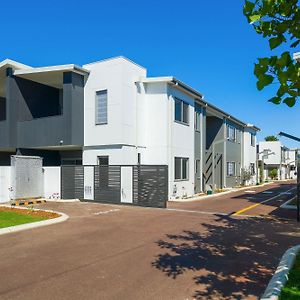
[243,0,300,107]
[265,135,279,141]
[269,168,278,180]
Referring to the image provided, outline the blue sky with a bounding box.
[1,0,299,147]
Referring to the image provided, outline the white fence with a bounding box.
[0,163,61,203]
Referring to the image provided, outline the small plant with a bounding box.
[241,167,253,186]
[269,168,278,180]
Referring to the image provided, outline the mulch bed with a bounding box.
[0,207,60,219]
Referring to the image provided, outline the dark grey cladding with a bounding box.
[0,70,84,149]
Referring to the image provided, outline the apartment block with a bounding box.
[0,56,259,199]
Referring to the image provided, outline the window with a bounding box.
[175,157,189,180]
[251,133,255,147]
[95,90,108,125]
[227,125,236,142]
[250,163,255,175]
[138,153,141,165]
[195,159,200,177]
[98,156,109,165]
[195,111,201,131]
[227,162,236,176]
[174,98,189,125]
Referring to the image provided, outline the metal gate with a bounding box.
[61,166,84,199]
[61,165,168,208]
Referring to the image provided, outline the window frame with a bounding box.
[227,124,236,142]
[95,89,108,125]
[175,157,189,181]
[195,111,201,132]
[97,156,109,166]
[251,133,255,147]
[227,161,236,177]
[174,98,189,125]
[250,163,255,175]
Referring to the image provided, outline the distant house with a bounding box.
[258,141,296,180]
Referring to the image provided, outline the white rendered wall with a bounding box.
[0,167,11,203]
[243,130,257,185]
[259,141,282,165]
[43,167,61,199]
[139,82,196,198]
[83,57,147,166]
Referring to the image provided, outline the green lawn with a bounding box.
[0,211,47,228]
[280,253,300,300]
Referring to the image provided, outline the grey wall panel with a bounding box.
[63,72,84,146]
[2,71,84,150]
[61,166,84,199]
[17,116,66,148]
[0,97,6,121]
[133,165,168,208]
[206,117,224,150]
[14,77,61,121]
[94,166,121,204]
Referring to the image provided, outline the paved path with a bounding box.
[0,182,299,300]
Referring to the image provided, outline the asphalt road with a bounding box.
[0,181,299,300]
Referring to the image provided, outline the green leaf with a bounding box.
[277,84,288,97]
[244,0,255,14]
[291,40,300,48]
[283,97,296,107]
[269,37,283,50]
[287,89,298,97]
[277,52,291,68]
[268,96,281,104]
[257,74,274,90]
[249,14,261,24]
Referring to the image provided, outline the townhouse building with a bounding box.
[258,141,295,180]
[0,56,259,200]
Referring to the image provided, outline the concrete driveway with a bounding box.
[0,181,299,300]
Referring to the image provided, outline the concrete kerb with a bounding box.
[261,245,300,300]
[0,205,69,235]
[170,181,275,202]
[44,198,80,203]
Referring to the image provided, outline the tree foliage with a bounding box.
[265,135,279,141]
[269,168,278,180]
[243,0,300,107]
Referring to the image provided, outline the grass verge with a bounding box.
[280,253,300,300]
[0,207,59,228]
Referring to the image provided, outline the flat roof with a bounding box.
[14,64,89,76]
[0,59,32,71]
[293,52,300,61]
[140,76,260,131]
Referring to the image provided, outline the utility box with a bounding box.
[10,155,43,200]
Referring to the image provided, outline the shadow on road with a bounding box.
[152,214,300,299]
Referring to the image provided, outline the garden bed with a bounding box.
[280,252,300,299]
[0,207,59,229]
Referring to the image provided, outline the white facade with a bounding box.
[258,141,293,180]
[80,56,259,198]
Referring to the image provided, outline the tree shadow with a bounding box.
[152,214,300,299]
